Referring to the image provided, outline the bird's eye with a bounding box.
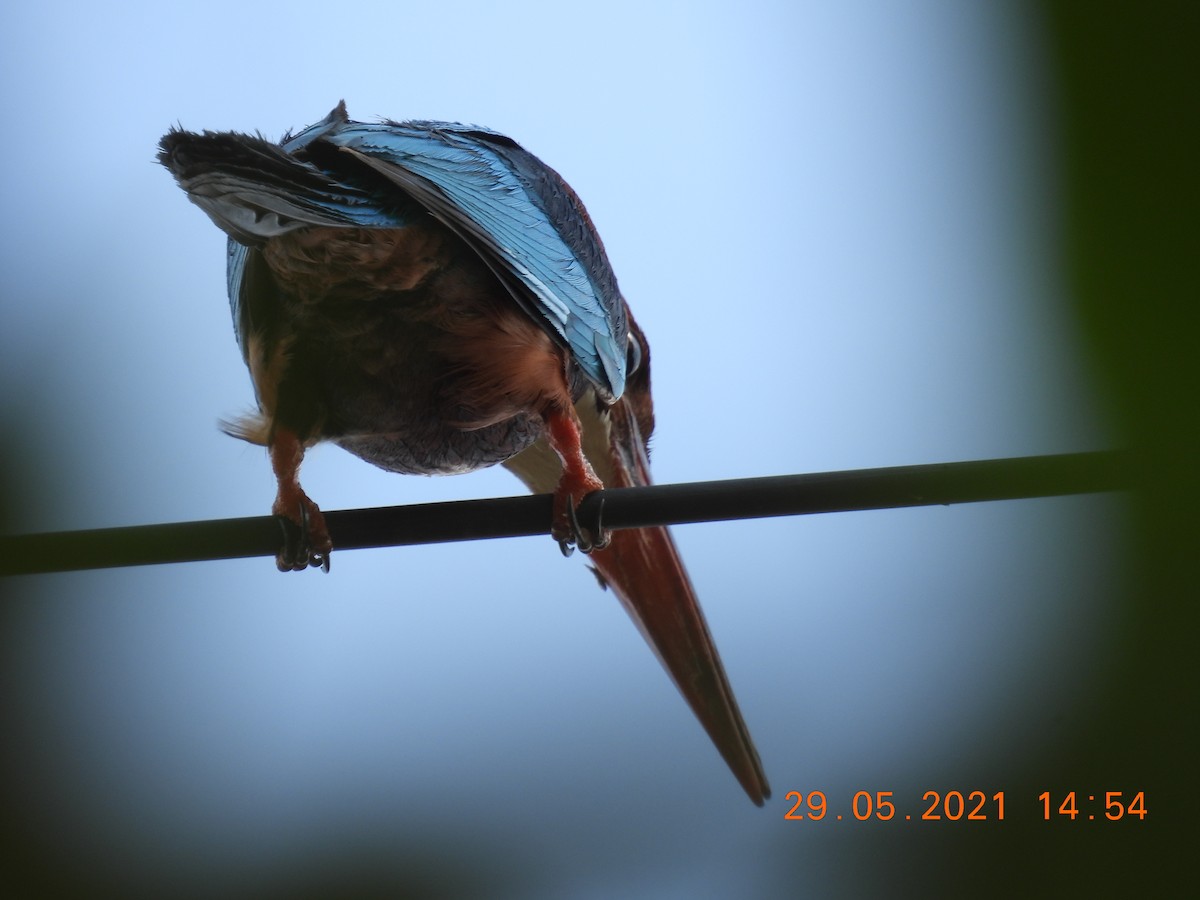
[626,332,643,375]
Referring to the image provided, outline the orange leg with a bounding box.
[543,405,607,554]
[269,425,332,572]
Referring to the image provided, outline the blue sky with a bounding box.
[1,1,1123,896]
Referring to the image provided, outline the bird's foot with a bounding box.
[273,489,332,572]
[553,470,610,557]
[542,403,610,556]
[268,425,331,572]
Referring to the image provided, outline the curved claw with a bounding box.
[561,492,609,556]
[305,496,330,572]
[276,513,303,571]
[275,501,332,573]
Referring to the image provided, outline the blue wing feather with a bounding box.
[320,118,627,399]
[217,103,627,399]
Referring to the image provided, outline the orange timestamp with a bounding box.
[784,790,1006,822]
[783,790,1148,822]
[1038,791,1147,821]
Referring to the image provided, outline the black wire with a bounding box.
[1,450,1132,577]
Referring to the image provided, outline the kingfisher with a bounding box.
[158,102,769,805]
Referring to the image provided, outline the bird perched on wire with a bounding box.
[158,102,768,805]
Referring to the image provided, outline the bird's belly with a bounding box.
[281,298,556,476]
[299,311,549,476]
[334,413,544,476]
[255,225,568,475]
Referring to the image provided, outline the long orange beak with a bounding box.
[504,393,770,805]
[591,399,769,805]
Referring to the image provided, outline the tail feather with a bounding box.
[157,129,403,245]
